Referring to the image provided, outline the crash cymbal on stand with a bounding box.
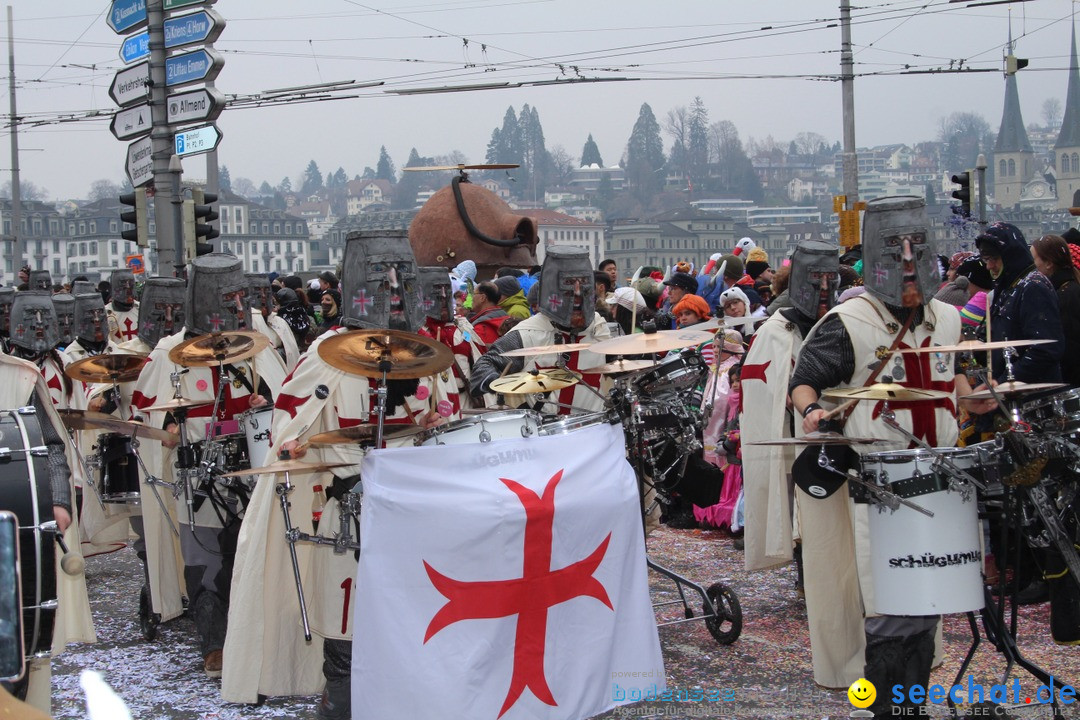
[64,353,147,383]
[218,458,354,478]
[823,383,951,402]
[308,424,427,446]
[897,338,1056,354]
[169,331,269,367]
[592,359,657,375]
[747,432,886,446]
[317,329,453,380]
[55,409,178,443]
[140,397,212,414]
[588,329,714,356]
[489,369,578,394]
[500,342,594,358]
[960,381,1068,400]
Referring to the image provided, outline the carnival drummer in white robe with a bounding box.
[790,196,990,716]
[247,272,302,371]
[132,255,285,678]
[469,246,611,414]
[106,268,141,346]
[223,230,457,720]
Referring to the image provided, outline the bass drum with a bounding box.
[0,407,57,664]
[417,410,543,446]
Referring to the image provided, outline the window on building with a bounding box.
[111,241,117,255]
[52,258,60,275]
[1073,154,1079,174]
[1064,154,1071,174]
[275,241,281,253]
[79,222,86,234]
[273,223,280,234]
[253,260,259,272]
[276,259,283,271]
[89,221,97,234]
[81,242,87,255]
[222,242,230,253]
[1007,159,1016,176]
[110,220,118,233]
[250,223,257,233]
[52,240,59,252]
[90,241,98,254]
[262,222,269,234]
[999,160,1007,176]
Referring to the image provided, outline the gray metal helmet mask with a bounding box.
[110,269,137,308]
[245,273,273,315]
[417,267,454,323]
[537,246,594,330]
[28,270,52,292]
[138,277,187,346]
[788,240,840,320]
[52,294,76,346]
[341,230,422,331]
[73,292,108,345]
[185,253,251,335]
[0,288,14,337]
[861,195,938,307]
[9,292,59,354]
[71,281,96,296]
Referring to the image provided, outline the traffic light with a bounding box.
[119,188,149,247]
[1006,54,1029,75]
[951,171,972,217]
[182,188,220,260]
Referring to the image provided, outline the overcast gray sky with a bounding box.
[7,0,1080,201]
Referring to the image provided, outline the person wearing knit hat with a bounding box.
[493,275,530,320]
[675,260,695,275]
[745,247,773,282]
[721,254,745,283]
[672,294,711,327]
[633,277,662,310]
[933,275,970,306]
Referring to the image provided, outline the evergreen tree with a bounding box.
[376,146,396,183]
[484,128,502,165]
[596,173,614,210]
[219,165,232,192]
[625,103,666,203]
[300,160,322,195]
[258,181,274,196]
[279,176,292,193]
[709,120,762,201]
[394,148,432,209]
[687,97,710,192]
[520,104,553,201]
[581,134,603,167]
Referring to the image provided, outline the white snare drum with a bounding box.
[240,407,274,468]
[860,447,984,615]
[417,409,542,446]
[538,411,615,436]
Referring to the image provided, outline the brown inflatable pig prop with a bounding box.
[408,178,538,275]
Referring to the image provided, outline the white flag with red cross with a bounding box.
[353,422,664,719]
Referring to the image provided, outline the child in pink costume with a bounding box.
[695,364,743,530]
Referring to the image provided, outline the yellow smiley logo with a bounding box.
[848,678,876,709]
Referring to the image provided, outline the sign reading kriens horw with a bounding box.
[164,9,224,50]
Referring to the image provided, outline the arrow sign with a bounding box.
[167,87,225,126]
[126,136,154,188]
[165,48,224,88]
[174,124,222,157]
[164,9,224,50]
[164,0,215,10]
[109,62,150,107]
[107,0,147,34]
[119,30,149,64]
[111,103,152,141]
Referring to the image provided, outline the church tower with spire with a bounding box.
[993,37,1037,209]
[1055,25,1080,210]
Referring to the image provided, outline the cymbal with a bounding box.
[489,369,578,394]
[898,338,1057,354]
[404,163,519,172]
[592,359,657,375]
[588,329,714,356]
[140,396,212,413]
[55,409,178,444]
[317,329,453,380]
[696,315,769,331]
[960,381,1068,400]
[169,331,270,367]
[218,458,354,478]
[500,342,594,358]
[823,383,951,402]
[64,353,147,384]
[308,424,426,447]
[747,432,886,447]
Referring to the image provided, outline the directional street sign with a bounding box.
[174,124,222,158]
[165,48,224,88]
[164,9,225,50]
[167,87,225,126]
[126,136,154,188]
[119,30,149,65]
[110,103,152,141]
[107,0,147,35]
[109,62,150,107]
[163,0,215,10]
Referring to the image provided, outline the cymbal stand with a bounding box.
[274,468,313,642]
[61,427,108,512]
[128,433,180,539]
[373,355,393,448]
[879,405,986,493]
[552,357,608,403]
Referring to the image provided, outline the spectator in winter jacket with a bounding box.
[493,275,530,320]
[1032,234,1080,387]
[467,281,510,347]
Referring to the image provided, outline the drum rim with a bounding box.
[418,409,543,440]
[863,446,975,462]
[539,411,612,433]
[1021,386,1080,410]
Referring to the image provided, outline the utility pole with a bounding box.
[147,0,180,273]
[7,5,23,272]
[976,153,987,225]
[840,0,859,210]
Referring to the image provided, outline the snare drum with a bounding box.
[538,410,615,436]
[634,348,706,395]
[0,408,57,662]
[1021,388,1080,434]
[634,399,695,442]
[417,409,542,446]
[96,432,141,503]
[239,407,274,468]
[859,447,984,615]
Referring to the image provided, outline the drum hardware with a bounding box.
[878,405,986,493]
[38,521,84,576]
[55,418,109,513]
[126,439,180,539]
[418,410,542,446]
[812,445,936,517]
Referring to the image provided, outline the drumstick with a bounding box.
[822,399,858,420]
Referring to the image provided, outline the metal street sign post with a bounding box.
[163,0,215,10]
[164,9,224,50]
[126,136,154,187]
[174,124,222,158]
[167,87,224,126]
[165,47,224,88]
[110,103,152,141]
[109,61,150,107]
[107,0,147,34]
[119,30,150,64]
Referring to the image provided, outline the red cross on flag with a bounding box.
[355,422,663,719]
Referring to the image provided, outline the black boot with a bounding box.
[863,627,934,719]
[1046,549,1080,645]
[319,638,352,720]
[793,542,805,596]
